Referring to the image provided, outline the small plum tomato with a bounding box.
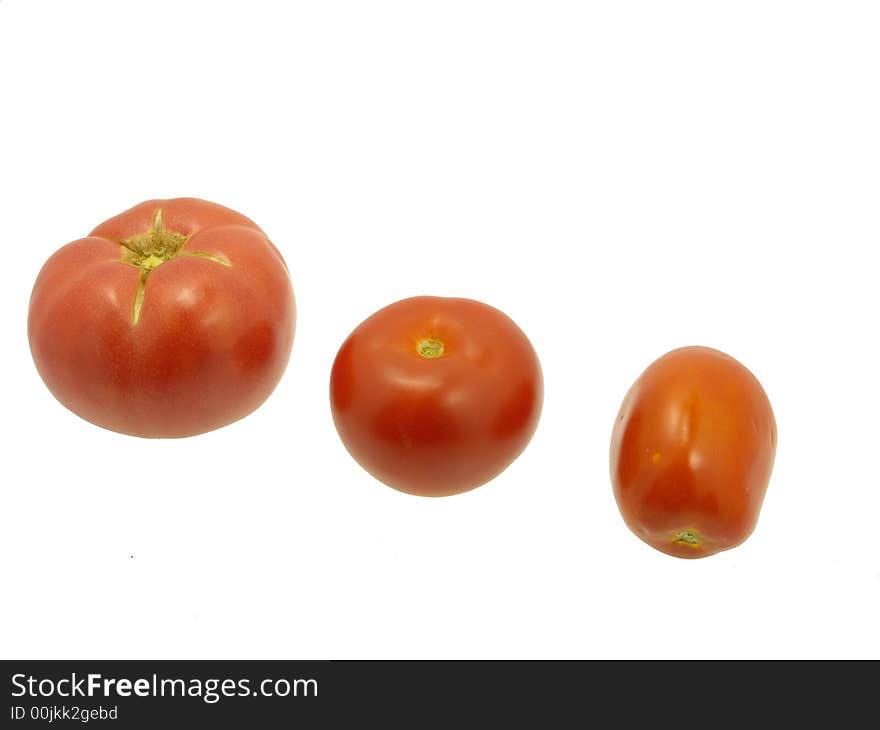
[610,346,777,558]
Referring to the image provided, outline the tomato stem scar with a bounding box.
[119,209,189,270]
[417,339,445,359]
[118,208,231,326]
[673,530,701,547]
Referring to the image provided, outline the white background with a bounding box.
[1,1,878,659]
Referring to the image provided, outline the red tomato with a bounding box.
[330,296,543,496]
[28,198,295,438]
[610,346,777,558]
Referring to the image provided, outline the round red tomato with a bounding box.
[28,198,295,438]
[330,296,543,496]
[610,346,777,558]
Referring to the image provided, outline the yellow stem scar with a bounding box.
[417,339,445,359]
[119,208,232,326]
[673,530,702,547]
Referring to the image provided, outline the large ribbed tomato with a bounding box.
[28,198,295,437]
[330,296,543,497]
[610,346,776,558]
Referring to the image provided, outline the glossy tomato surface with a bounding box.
[330,296,543,496]
[28,198,295,437]
[610,346,776,558]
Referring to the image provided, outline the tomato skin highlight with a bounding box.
[330,296,543,497]
[28,198,295,438]
[610,346,777,559]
